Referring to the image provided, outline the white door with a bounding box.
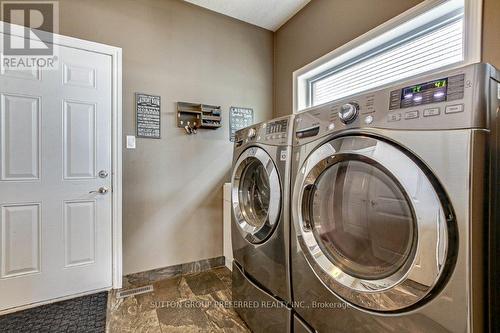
[0,34,113,312]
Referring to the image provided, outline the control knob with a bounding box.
[247,128,257,139]
[338,102,359,124]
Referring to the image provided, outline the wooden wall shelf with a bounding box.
[177,102,222,130]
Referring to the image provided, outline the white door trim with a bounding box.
[0,21,123,289]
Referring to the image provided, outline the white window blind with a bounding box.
[310,18,464,106]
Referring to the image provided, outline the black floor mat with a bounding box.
[0,292,108,333]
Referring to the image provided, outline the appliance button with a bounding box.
[405,110,419,120]
[388,113,401,122]
[423,108,440,117]
[445,104,464,114]
[338,102,359,124]
[364,115,374,124]
[247,128,257,138]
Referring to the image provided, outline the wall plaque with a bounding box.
[136,93,161,139]
[229,107,254,142]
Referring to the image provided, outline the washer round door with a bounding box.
[293,135,456,312]
[232,146,281,244]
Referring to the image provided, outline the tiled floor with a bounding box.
[106,267,251,332]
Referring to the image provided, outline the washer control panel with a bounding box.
[294,63,493,145]
[389,74,465,110]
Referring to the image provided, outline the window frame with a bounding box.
[292,0,482,113]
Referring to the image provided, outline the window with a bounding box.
[294,0,482,112]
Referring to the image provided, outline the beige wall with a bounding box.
[57,0,274,275]
[273,0,424,117]
[483,0,500,68]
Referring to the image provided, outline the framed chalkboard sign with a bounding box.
[229,107,254,142]
[136,93,161,139]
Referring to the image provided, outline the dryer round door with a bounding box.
[293,135,456,312]
[232,146,281,244]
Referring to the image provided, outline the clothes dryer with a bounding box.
[231,116,294,332]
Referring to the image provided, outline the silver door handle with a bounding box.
[89,187,109,194]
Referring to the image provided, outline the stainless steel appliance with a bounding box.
[291,63,499,332]
[231,116,293,332]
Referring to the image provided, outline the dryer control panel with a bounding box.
[235,116,293,147]
[294,63,496,145]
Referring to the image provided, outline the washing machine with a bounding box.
[231,115,294,333]
[290,63,499,332]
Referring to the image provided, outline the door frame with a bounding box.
[0,21,123,289]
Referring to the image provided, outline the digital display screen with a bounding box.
[389,74,465,110]
[266,119,288,134]
[400,78,448,108]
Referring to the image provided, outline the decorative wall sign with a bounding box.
[229,107,254,142]
[136,93,161,139]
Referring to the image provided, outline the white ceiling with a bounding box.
[183,0,311,31]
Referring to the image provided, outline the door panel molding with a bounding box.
[63,100,97,180]
[63,63,97,89]
[63,200,97,268]
[0,93,41,181]
[0,66,41,81]
[1,203,41,279]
